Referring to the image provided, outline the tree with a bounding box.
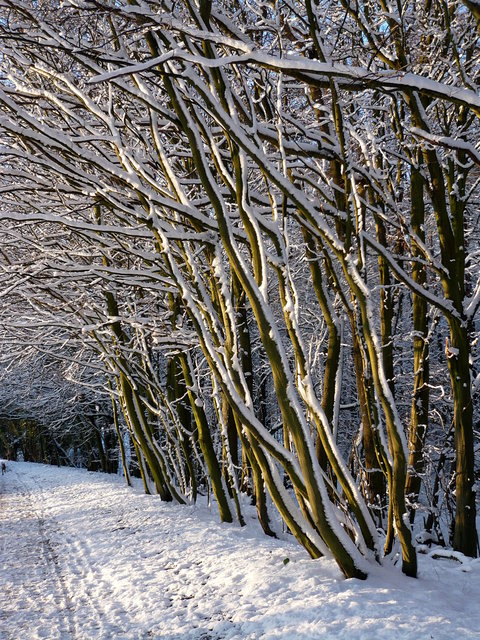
[0,0,479,578]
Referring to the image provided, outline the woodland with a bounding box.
[0,0,479,581]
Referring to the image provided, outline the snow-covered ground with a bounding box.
[0,462,479,639]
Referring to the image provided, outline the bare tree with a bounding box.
[1,0,479,578]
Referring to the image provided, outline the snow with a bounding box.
[1,462,480,639]
[88,51,178,84]
[161,50,480,114]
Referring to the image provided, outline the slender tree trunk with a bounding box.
[166,353,197,501]
[178,353,233,523]
[302,231,340,472]
[108,379,131,486]
[447,318,477,556]
[405,163,429,523]
[409,97,478,557]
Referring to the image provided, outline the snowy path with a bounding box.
[1,462,479,639]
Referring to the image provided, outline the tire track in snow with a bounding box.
[16,468,131,639]
[0,467,76,640]
[22,473,108,639]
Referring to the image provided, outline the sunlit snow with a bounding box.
[1,462,478,639]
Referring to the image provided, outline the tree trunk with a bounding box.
[405,163,429,523]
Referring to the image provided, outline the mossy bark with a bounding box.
[405,164,429,523]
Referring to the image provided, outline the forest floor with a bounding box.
[1,462,479,639]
